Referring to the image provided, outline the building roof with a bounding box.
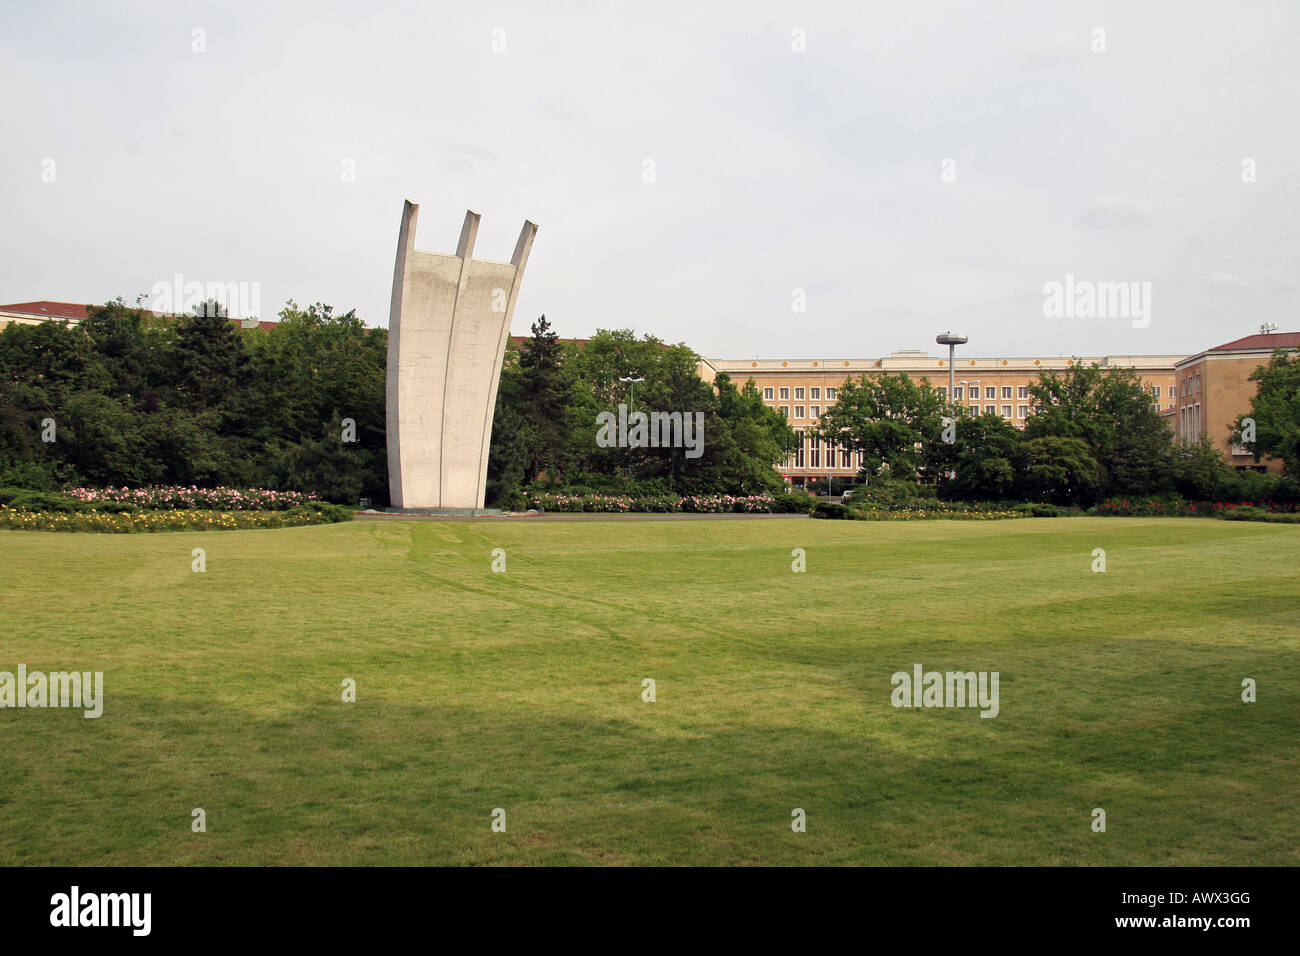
[0,301,91,321]
[1208,332,1300,352]
[0,300,278,331]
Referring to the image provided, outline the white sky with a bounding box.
[2,0,1296,359]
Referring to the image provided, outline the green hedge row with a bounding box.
[0,504,352,533]
[522,491,817,514]
[814,499,1060,520]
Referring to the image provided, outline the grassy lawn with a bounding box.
[1,516,1296,866]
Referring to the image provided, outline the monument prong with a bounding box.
[386,203,538,511]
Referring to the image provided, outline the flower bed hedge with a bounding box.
[522,492,811,514]
[821,498,1065,520]
[0,504,352,533]
[63,486,322,511]
[818,499,1042,520]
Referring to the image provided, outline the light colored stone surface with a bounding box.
[386,202,537,509]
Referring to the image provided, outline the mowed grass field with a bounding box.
[1,516,1296,866]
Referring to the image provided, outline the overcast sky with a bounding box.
[3,0,1296,360]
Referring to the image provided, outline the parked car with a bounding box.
[840,489,854,504]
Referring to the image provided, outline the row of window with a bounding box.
[783,433,860,470]
[1180,372,1202,397]
[764,383,1173,401]
[763,387,838,401]
[763,384,1042,401]
[939,386,1030,401]
[762,382,1175,423]
[775,404,1032,421]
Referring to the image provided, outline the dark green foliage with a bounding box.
[771,492,816,514]
[1024,362,1173,501]
[1235,349,1300,473]
[928,413,1024,501]
[485,326,795,506]
[815,372,946,481]
[0,299,388,504]
[0,489,85,512]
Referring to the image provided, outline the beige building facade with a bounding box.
[700,351,1184,486]
[1172,332,1300,474]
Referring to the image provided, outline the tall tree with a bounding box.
[814,372,946,481]
[1234,349,1300,474]
[518,315,583,483]
[1025,362,1173,498]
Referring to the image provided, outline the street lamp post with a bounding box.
[936,332,968,403]
[618,375,645,408]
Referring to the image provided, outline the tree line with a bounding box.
[815,358,1299,505]
[2,299,1294,507]
[0,300,388,503]
[0,304,796,506]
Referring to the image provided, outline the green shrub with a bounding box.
[1220,507,1300,523]
[5,491,85,513]
[812,502,849,519]
[772,492,816,514]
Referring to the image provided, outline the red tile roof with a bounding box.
[0,300,277,331]
[1209,332,1300,351]
[0,301,90,320]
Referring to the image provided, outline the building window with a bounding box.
[825,387,837,400]
[1017,386,1028,399]
[970,404,981,414]
[794,387,805,400]
[952,386,963,400]
[1017,405,1028,418]
[810,405,820,418]
[779,406,788,418]
[1001,405,1012,418]
[841,448,850,468]
[795,432,805,468]
[763,387,773,400]
[779,387,790,400]
[1001,386,1012,399]
[985,405,996,415]
[794,406,805,419]
[810,388,820,400]
[1152,385,1161,399]
[984,387,995,399]
[1195,373,1201,392]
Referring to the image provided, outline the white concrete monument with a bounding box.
[386,202,538,510]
